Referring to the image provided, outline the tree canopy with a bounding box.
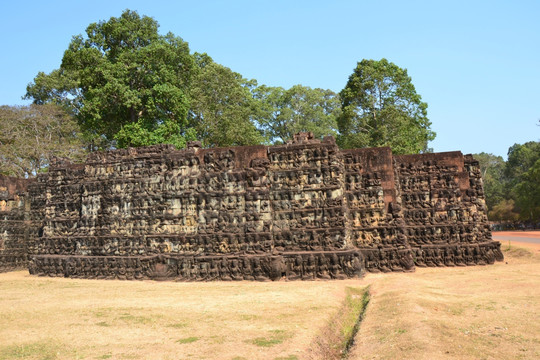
[0,104,87,177]
[505,141,540,183]
[21,10,437,155]
[506,142,540,222]
[474,140,540,226]
[254,84,340,144]
[25,10,196,149]
[338,58,435,154]
[474,152,506,211]
[188,54,264,147]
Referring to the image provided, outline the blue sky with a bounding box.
[1,0,538,158]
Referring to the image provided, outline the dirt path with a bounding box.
[493,231,540,253]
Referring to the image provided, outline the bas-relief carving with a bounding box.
[1,133,502,279]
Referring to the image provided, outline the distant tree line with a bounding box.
[475,141,540,227]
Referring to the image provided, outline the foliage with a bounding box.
[188,54,264,147]
[504,142,540,222]
[25,10,196,149]
[0,104,87,177]
[24,69,80,111]
[474,152,506,211]
[338,58,435,154]
[513,158,540,221]
[488,199,520,223]
[23,12,440,154]
[254,84,340,144]
[505,141,540,185]
[476,140,540,225]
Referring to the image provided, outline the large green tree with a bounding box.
[505,141,540,184]
[474,152,506,211]
[478,141,540,224]
[513,158,540,222]
[338,58,435,153]
[254,84,340,144]
[188,54,264,147]
[25,10,196,149]
[0,104,87,177]
[505,141,540,222]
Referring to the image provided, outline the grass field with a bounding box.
[1,243,539,360]
[349,244,540,360]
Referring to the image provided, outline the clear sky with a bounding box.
[1,0,538,159]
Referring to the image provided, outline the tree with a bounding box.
[254,84,340,144]
[188,54,264,147]
[474,152,506,211]
[338,58,435,154]
[492,141,540,224]
[505,141,540,183]
[0,104,87,177]
[488,199,520,223]
[513,158,540,222]
[25,10,196,149]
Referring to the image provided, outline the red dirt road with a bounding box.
[492,231,540,252]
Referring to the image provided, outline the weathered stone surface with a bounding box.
[12,132,503,280]
[0,175,36,272]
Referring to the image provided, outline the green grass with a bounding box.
[0,340,66,360]
[93,310,161,327]
[117,314,156,325]
[176,337,199,344]
[247,330,291,347]
[310,286,371,360]
[342,287,370,348]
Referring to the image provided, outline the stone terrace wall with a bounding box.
[28,135,364,281]
[342,147,414,272]
[27,133,502,280]
[394,152,503,267]
[0,175,35,272]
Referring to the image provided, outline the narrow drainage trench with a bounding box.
[309,286,371,360]
[341,287,370,359]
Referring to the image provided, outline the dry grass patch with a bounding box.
[349,245,540,360]
[1,243,539,359]
[0,273,362,360]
